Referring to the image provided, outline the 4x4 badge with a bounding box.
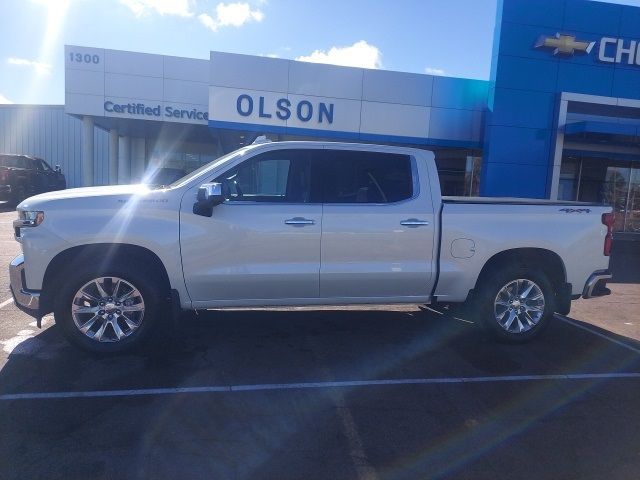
[559,208,592,214]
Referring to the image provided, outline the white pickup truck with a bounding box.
[10,141,614,353]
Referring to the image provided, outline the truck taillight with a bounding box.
[601,212,615,256]
[0,170,7,182]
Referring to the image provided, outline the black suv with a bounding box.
[0,154,66,205]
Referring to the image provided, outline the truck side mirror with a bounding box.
[193,182,224,217]
[54,165,62,173]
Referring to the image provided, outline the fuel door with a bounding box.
[450,238,476,259]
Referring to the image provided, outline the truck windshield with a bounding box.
[167,146,252,188]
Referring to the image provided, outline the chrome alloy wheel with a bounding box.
[493,279,545,334]
[71,277,145,342]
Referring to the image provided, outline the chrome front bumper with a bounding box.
[582,270,612,299]
[9,254,40,318]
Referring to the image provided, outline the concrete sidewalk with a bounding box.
[568,283,640,343]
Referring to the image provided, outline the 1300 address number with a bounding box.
[69,53,100,64]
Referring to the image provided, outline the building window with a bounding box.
[147,139,222,176]
[560,154,640,233]
[579,160,630,232]
[434,149,482,196]
[626,169,640,233]
[558,156,579,201]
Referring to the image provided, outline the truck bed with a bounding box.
[434,199,612,303]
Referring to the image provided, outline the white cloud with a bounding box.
[198,12,217,29]
[7,57,52,76]
[424,67,445,76]
[296,41,382,69]
[199,2,264,31]
[0,93,13,104]
[119,0,193,17]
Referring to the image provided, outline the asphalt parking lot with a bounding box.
[0,206,639,480]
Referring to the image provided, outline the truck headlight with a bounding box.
[18,210,45,227]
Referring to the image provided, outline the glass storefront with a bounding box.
[559,154,640,233]
[146,139,221,176]
[626,168,640,233]
[148,131,483,198]
[434,149,482,196]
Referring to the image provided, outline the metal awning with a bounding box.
[563,148,640,162]
[563,121,640,149]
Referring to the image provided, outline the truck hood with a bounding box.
[17,184,172,211]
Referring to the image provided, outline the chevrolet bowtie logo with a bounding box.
[535,33,596,56]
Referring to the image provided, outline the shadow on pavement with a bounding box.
[0,308,639,480]
[2,307,639,394]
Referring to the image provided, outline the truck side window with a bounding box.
[37,159,53,171]
[322,150,413,203]
[215,149,318,203]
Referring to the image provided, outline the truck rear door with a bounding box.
[319,148,436,300]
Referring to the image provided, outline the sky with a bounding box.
[1,0,640,105]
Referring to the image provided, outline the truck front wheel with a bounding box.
[54,260,165,353]
[476,266,555,343]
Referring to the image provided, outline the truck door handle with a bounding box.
[400,219,429,227]
[285,217,315,226]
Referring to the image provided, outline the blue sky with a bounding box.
[2,0,640,105]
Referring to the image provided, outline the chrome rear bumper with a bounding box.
[582,270,612,299]
[9,254,40,318]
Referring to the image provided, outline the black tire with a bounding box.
[53,257,167,354]
[474,264,555,343]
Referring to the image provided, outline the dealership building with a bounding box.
[1,0,640,236]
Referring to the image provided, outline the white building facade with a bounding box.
[54,45,486,194]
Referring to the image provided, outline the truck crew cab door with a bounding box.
[180,148,322,307]
[319,148,436,301]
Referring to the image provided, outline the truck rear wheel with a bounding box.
[475,265,555,343]
[54,259,165,354]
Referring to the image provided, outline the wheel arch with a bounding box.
[471,247,571,314]
[40,243,172,315]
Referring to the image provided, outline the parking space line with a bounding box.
[1,372,639,401]
[337,401,378,480]
[0,298,13,310]
[556,314,640,355]
[311,344,378,480]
